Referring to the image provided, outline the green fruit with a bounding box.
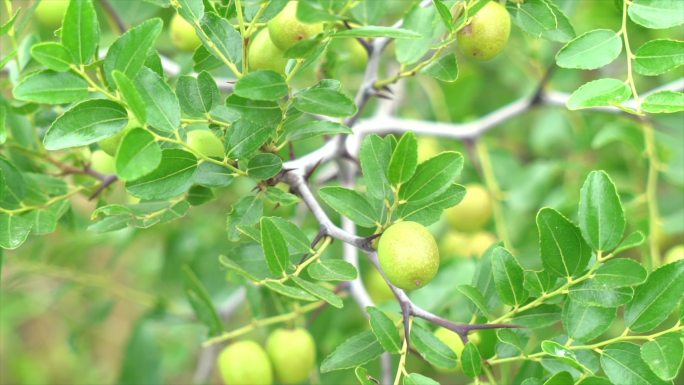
[35,0,69,29]
[170,13,201,52]
[218,340,273,385]
[457,1,511,61]
[365,268,395,303]
[266,328,316,384]
[90,150,115,175]
[467,232,496,257]
[664,245,684,264]
[249,29,289,73]
[444,184,493,232]
[377,221,440,291]
[186,129,224,158]
[439,231,470,260]
[267,1,324,51]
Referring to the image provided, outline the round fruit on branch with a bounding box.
[249,29,289,73]
[457,1,511,61]
[377,221,440,291]
[444,184,493,232]
[218,340,273,385]
[170,13,201,52]
[186,129,224,158]
[267,1,324,51]
[266,328,317,385]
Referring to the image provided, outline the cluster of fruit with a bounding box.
[219,328,316,385]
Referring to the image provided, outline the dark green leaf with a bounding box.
[412,324,457,369]
[177,71,220,117]
[194,162,234,188]
[594,259,647,288]
[44,99,128,150]
[182,266,223,336]
[569,281,633,307]
[62,0,99,65]
[333,26,421,39]
[579,170,625,251]
[226,195,262,241]
[30,42,73,71]
[461,343,482,377]
[640,333,683,381]
[601,342,669,385]
[307,260,358,281]
[319,186,378,228]
[112,71,147,123]
[13,70,88,104]
[320,331,385,373]
[456,284,493,319]
[491,247,528,306]
[398,184,466,226]
[135,67,181,133]
[286,121,352,141]
[234,70,288,101]
[512,305,561,328]
[293,87,357,118]
[395,5,436,65]
[199,12,242,68]
[562,299,616,342]
[507,0,558,38]
[126,149,197,200]
[359,134,392,200]
[421,53,459,82]
[226,119,274,159]
[544,371,574,385]
[388,132,418,185]
[403,373,440,385]
[260,217,290,276]
[115,128,162,180]
[625,260,684,332]
[399,151,463,202]
[291,276,343,308]
[0,214,32,250]
[247,153,282,180]
[367,307,401,353]
[104,18,163,87]
[263,281,317,301]
[537,207,592,278]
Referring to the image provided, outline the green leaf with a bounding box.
[293,87,357,117]
[182,266,223,336]
[247,154,282,180]
[0,214,32,250]
[355,366,378,385]
[0,157,26,208]
[456,284,494,319]
[194,162,234,188]
[30,42,73,72]
[398,184,466,226]
[367,307,401,353]
[115,128,162,180]
[601,342,670,385]
[234,71,288,101]
[567,79,632,110]
[613,231,646,255]
[104,18,163,88]
[512,304,561,329]
[642,91,684,114]
[359,134,392,200]
[110,71,146,123]
[634,39,684,76]
[61,0,99,65]
[126,149,197,200]
[395,5,436,65]
[640,333,683,381]
[461,343,482,377]
[0,7,19,36]
[537,207,592,278]
[624,260,684,332]
[260,217,290,276]
[226,196,262,241]
[176,0,204,22]
[578,170,626,251]
[264,187,299,206]
[44,99,128,150]
[388,132,418,185]
[556,29,622,70]
[319,186,378,228]
[399,151,463,202]
[13,70,88,104]
[286,121,352,141]
[420,53,459,82]
[540,1,576,43]
[291,276,343,308]
[569,281,633,307]
[507,0,558,38]
[177,71,220,117]
[491,247,528,306]
[135,67,181,133]
[495,329,527,357]
[118,319,161,384]
[225,95,282,127]
[307,260,358,281]
[541,341,592,373]
[412,324,457,369]
[263,281,317,301]
[576,377,613,385]
[333,26,421,39]
[403,373,440,385]
[226,119,274,159]
[544,371,574,385]
[321,331,385,373]
[593,259,647,288]
[628,0,684,29]
[267,217,312,255]
[199,12,242,68]
[523,270,559,297]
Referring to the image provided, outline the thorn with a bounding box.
[88,175,118,200]
[304,159,323,181]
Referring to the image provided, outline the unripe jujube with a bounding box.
[218,340,273,385]
[267,1,324,51]
[266,328,316,384]
[377,221,440,291]
[249,29,289,73]
[186,129,224,158]
[457,1,511,61]
[444,184,493,232]
[170,13,201,52]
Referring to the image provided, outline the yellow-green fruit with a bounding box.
[467,232,496,257]
[664,245,684,264]
[457,1,511,61]
[439,231,470,260]
[218,340,273,385]
[377,221,440,291]
[99,117,138,156]
[266,328,316,384]
[444,184,493,232]
[170,13,201,52]
[35,0,69,29]
[417,137,442,163]
[90,150,115,175]
[187,129,224,158]
[267,1,324,51]
[365,268,395,303]
[249,29,289,73]
[433,328,482,372]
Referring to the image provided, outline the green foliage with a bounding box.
[1,0,683,384]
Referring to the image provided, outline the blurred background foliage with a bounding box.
[1,0,683,384]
